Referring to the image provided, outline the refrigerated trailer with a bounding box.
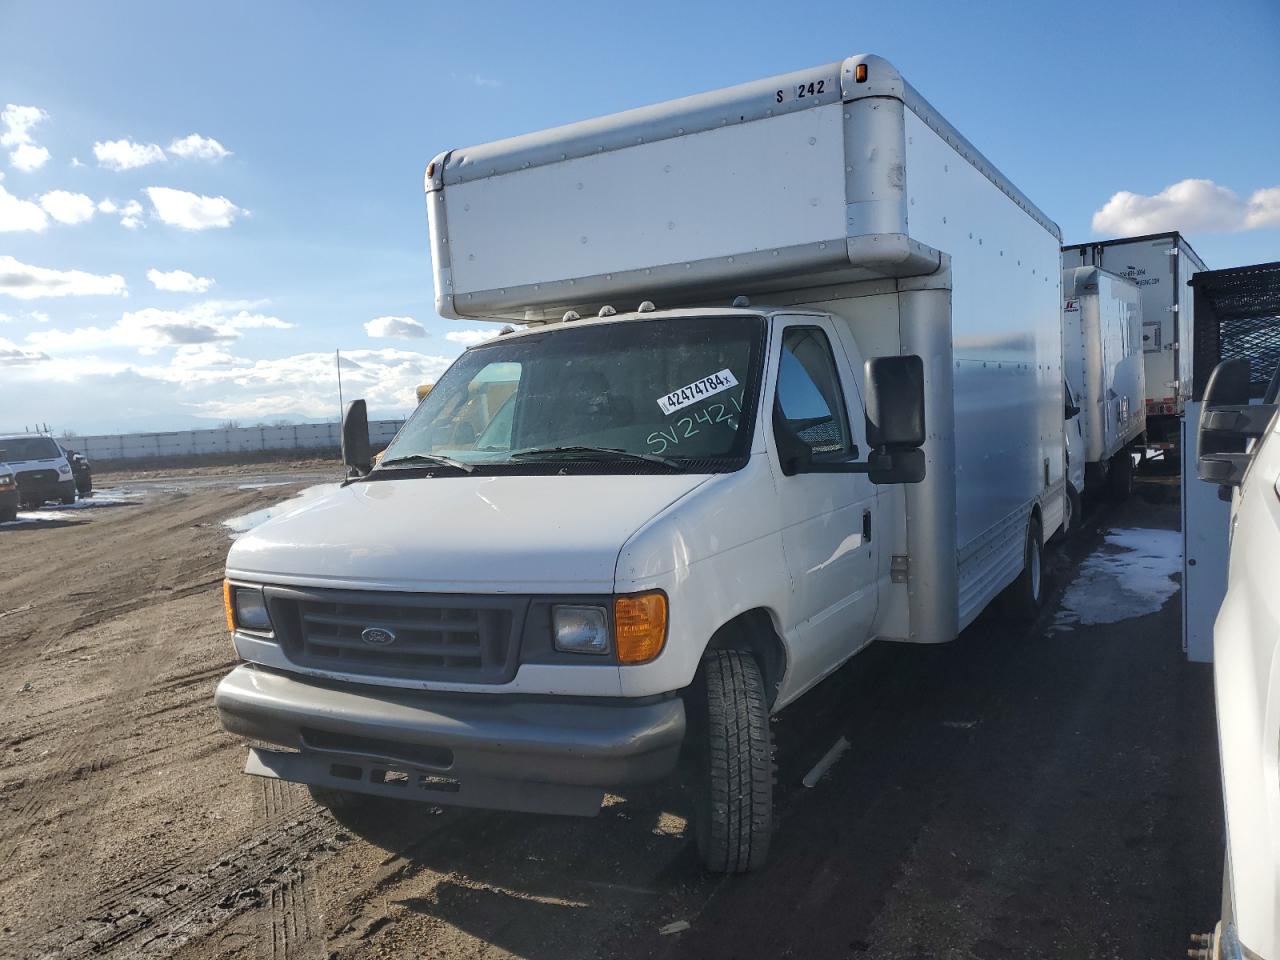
[1061,266,1145,499]
[1062,232,1207,456]
[216,54,1065,872]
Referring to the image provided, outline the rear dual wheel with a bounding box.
[1002,516,1044,624]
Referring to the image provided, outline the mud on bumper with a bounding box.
[215,665,686,816]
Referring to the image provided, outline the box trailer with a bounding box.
[1061,266,1145,499]
[1062,232,1207,455]
[215,54,1065,873]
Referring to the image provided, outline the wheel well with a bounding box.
[1030,501,1042,533]
[706,609,787,708]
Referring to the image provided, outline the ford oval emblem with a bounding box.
[361,627,397,646]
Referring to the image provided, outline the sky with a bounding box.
[1,0,1277,435]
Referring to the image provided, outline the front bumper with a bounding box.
[215,664,686,816]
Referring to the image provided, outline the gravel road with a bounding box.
[0,477,1221,960]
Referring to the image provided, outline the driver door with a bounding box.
[770,316,879,692]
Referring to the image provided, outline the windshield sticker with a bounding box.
[656,369,739,415]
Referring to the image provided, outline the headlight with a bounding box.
[0,474,13,489]
[223,581,272,632]
[57,463,72,476]
[552,605,610,655]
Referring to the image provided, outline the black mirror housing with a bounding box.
[342,398,373,476]
[865,355,925,449]
[868,447,926,485]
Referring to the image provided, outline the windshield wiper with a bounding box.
[378,453,475,474]
[507,445,685,470]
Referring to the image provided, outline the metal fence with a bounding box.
[66,420,406,462]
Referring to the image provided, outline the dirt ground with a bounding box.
[0,472,1221,960]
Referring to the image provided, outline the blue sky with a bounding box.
[1,0,1277,434]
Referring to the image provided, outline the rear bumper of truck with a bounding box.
[215,664,686,816]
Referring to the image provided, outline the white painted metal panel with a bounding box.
[904,108,1064,555]
[444,105,848,295]
[1182,401,1230,663]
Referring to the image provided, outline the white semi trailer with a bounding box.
[1063,232,1207,459]
[215,54,1065,872]
[1061,266,1146,501]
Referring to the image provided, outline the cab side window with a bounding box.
[774,326,854,460]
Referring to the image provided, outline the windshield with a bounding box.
[381,314,765,471]
[0,436,62,461]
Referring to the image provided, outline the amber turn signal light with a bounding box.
[614,591,668,664]
[223,579,236,632]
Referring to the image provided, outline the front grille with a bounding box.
[265,586,526,684]
[16,469,58,489]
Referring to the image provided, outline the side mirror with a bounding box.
[865,355,925,449]
[1064,400,1081,421]
[867,447,926,484]
[342,398,373,477]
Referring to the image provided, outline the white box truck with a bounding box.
[1062,232,1207,458]
[215,54,1065,872]
[1061,266,1146,501]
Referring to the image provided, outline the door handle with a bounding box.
[862,509,872,543]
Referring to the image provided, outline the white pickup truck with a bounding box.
[216,54,1065,872]
[1195,357,1280,960]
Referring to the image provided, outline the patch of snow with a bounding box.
[1054,527,1181,630]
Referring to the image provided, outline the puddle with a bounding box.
[223,483,341,537]
[1053,527,1181,631]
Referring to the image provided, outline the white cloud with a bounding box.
[93,138,166,171]
[27,301,292,355]
[364,315,426,339]
[70,157,84,168]
[119,199,144,229]
[10,143,50,172]
[0,184,49,232]
[0,336,50,366]
[0,256,128,300]
[145,186,244,229]
[445,328,499,347]
[39,190,96,225]
[147,267,215,293]
[2,105,50,171]
[168,133,230,161]
[1092,178,1280,235]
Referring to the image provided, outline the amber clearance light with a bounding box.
[614,592,668,664]
[223,579,236,632]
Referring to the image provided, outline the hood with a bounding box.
[226,472,711,593]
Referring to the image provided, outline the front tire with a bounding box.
[688,650,774,873]
[1002,516,1044,624]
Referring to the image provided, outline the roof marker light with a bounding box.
[637,301,656,313]
[731,295,751,308]
[598,305,617,317]
[562,311,581,323]
[855,63,868,84]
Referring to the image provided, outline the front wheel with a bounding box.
[1002,516,1044,624]
[60,493,76,505]
[689,650,774,873]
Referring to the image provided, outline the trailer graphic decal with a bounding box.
[656,369,739,415]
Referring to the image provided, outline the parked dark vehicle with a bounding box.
[0,469,17,523]
[63,448,93,497]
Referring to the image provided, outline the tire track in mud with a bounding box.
[12,805,349,960]
[0,499,241,877]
